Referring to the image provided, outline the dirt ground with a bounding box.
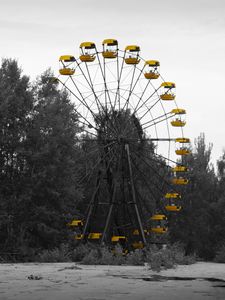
[0,262,225,300]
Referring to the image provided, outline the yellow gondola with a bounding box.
[175,137,191,155]
[175,137,190,143]
[160,82,176,100]
[125,45,140,64]
[75,234,84,240]
[171,165,189,172]
[132,229,148,235]
[171,178,189,185]
[165,205,182,212]
[67,219,83,227]
[111,236,127,242]
[164,193,182,212]
[150,227,168,234]
[79,42,96,62]
[171,119,186,127]
[102,39,118,59]
[88,232,102,239]
[59,68,75,76]
[171,108,186,115]
[165,192,181,199]
[59,55,75,62]
[150,214,168,234]
[144,60,160,79]
[175,148,191,155]
[59,55,75,75]
[132,242,144,249]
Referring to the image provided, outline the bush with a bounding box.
[81,248,100,264]
[144,243,196,271]
[36,244,71,262]
[126,249,144,266]
[80,245,126,265]
[214,245,225,263]
[71,244,93,262]
[35,242,196,268]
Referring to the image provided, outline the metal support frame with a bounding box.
[82,170,101,238]
[125,143,147,245]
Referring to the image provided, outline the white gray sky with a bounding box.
[1,0,225,167]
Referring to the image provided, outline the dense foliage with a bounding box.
[0,60,82,259]
[0,59,224,262]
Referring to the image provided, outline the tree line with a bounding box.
[0,59,224,261]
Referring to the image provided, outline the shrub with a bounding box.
[81,248,100,265]
[71,244,93,262]
[144,243,196,271]
[81,245,126,265]
[126,249,144,266]
[146,250,162,272]
[110,245,126,265]
[98,247,116,265]
[36,244,71,262]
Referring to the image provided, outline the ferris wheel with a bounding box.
[57,39,190,250]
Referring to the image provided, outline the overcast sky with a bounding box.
[1,0,225,166]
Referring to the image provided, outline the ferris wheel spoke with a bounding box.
[74,60,116,134]
[152,151,180,167]
[131,147,171,191]
[142,114,174,130]
[59,77,100,126]
[138,96,161,122]
[121,65,137,111]
[132,80,151,113]
[95,53,114,112]
[133,86,160,116]
[131,154,163,198]
[141,112,171,127]
[78,141,117,184]
[83,62,102,113]
[130,154,167,212]
[113,51,126,110]
[74,61,106,116]
[122,65,145,111]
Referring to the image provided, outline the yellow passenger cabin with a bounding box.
[59,55,75,63]
[171,177,189,185]
[150,214,168,234]
[164,193,182,212]
[171,119,186,127]
[175,137,191,155]
[160,82,176,100]
[132,241,144,249]
[144,60,160,79]
[165,205,182,212]
[175,148,191,155]
[125,45,140,64]
[171,165,189,172]
[111,236,127,242]
[175,137,190,143]
[74,234,84,240]
[171,108,186,115]
[59,68,75,76]
[102,39,118,58]
[67,219,83,227]
[79,42,96,62]
[165,192,181,199]
[88,232,102,240]
[59,55,76,75]
[133,229,148,235]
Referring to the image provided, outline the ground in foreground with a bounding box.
[0,262,225,300]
